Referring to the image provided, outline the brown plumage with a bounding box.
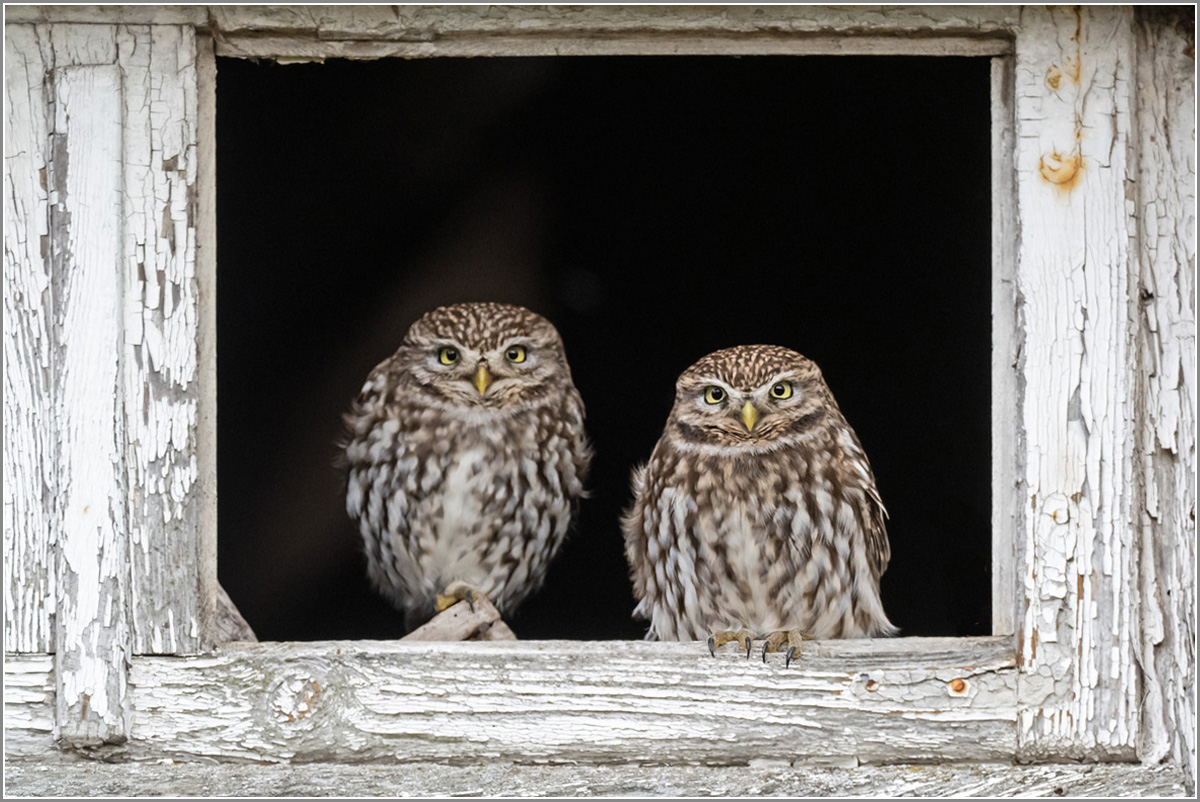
[342,302,591,631]
[622,344,897,651]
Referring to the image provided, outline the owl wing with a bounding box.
[836,426,891,580]
[863,481,891,579]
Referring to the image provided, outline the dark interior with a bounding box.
[216,55,993,642]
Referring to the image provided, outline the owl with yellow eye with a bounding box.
[622,344,897,665]
[342,302,592,631]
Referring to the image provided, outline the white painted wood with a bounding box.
[1,756,1190,798]
[0,4,1193,788]
[990,53,1020,639]
[3,653,55,755]
[50,62,131,747]
[116,23,204,656]
[5,639,1018,764]
[1131,9,1196,789]
[4,24,56,655]
[1011,6,1141,760]
[194,31,221,650]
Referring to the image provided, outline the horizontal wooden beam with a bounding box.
[7,637,1018,764]
[5,5,1017,59]
[3,755,1187,797]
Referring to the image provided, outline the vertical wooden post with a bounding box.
[50,62,132,746]
[1013,6,1141,760]
[3,24,56,656]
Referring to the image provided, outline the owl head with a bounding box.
[396,302,575,410]
[666,344,839,449]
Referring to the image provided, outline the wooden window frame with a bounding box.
[3,5,1193,779]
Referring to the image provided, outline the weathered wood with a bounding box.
[5,639,1018,764]
[1132,8,1196,792]
[212,583,257,644]
[1,757,1190,798]
[402,597,517,642]
[3,24,56,655]
[1012,6,1143,761]
[3,654,54,756]
[117,24,204,656]
[1,3,1194,787]
[4,6,208,25]
[194,32,220,650]
[990,53,1021,639]
[50,61,131,747]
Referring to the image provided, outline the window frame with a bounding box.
[3,5,1190,774]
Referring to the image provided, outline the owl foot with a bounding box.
[435,581,488,613]
[761,629,813,668]
[707,629,756,658]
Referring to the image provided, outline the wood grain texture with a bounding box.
[990,53,1021,639]
[50,62,131,747]
[4,24,56,655]
[1011,6,1141,761]
[1,757,1189,798]
[1132,9,1196,790]
[116,24,204,656]
[4,639,1017,764]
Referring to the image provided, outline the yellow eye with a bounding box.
[770,381,793,399]
[704,386,726,404]
[438,346,459,365]
[505,345,527,364]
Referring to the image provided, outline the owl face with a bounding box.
[667,345,835,449]
[398,303,572,411]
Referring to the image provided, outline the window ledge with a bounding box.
[8,638,1017,765]
[2,757,1188,797]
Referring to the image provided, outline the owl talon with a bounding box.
[706,629,756,658]
[761,629,812,667]
[435,581,487,613]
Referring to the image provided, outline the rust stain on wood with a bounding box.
[1039,151,1084,190]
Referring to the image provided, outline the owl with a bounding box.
[342,302,591,632]
[622,344,897,665]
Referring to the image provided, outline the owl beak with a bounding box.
[741,401,759,432]
[473,364,494,395]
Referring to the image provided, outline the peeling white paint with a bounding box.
[1,5,1193,786]
[50,61,130,747]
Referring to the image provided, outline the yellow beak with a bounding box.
[741,401,759,432]
[472,364,494,396]
[473,364,493,395]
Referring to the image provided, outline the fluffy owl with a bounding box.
[622,345,897,664]
[342,302,591,631]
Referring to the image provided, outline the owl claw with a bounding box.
[762,629,812,668]
[435,581,486,613]
[706,629,756,659]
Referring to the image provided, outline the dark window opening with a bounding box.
[216,55,992,642]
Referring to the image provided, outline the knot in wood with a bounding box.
[271,677,321,724]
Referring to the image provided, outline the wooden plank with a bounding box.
[205,4,1021,38]
[50,61,131,747]
[1011,6,1141,760]
[20,638,1028,765]
[116,24,204,656]
[990,54,1020,639]
[1131,8,1196,790]
[1,753,1189,798]
[3,654,55,756]
[3,24,56,655]
[212,35,1013,61]
[4,5,207,25]
[194,32,221,649]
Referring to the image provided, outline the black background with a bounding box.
[216,55,992,642]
